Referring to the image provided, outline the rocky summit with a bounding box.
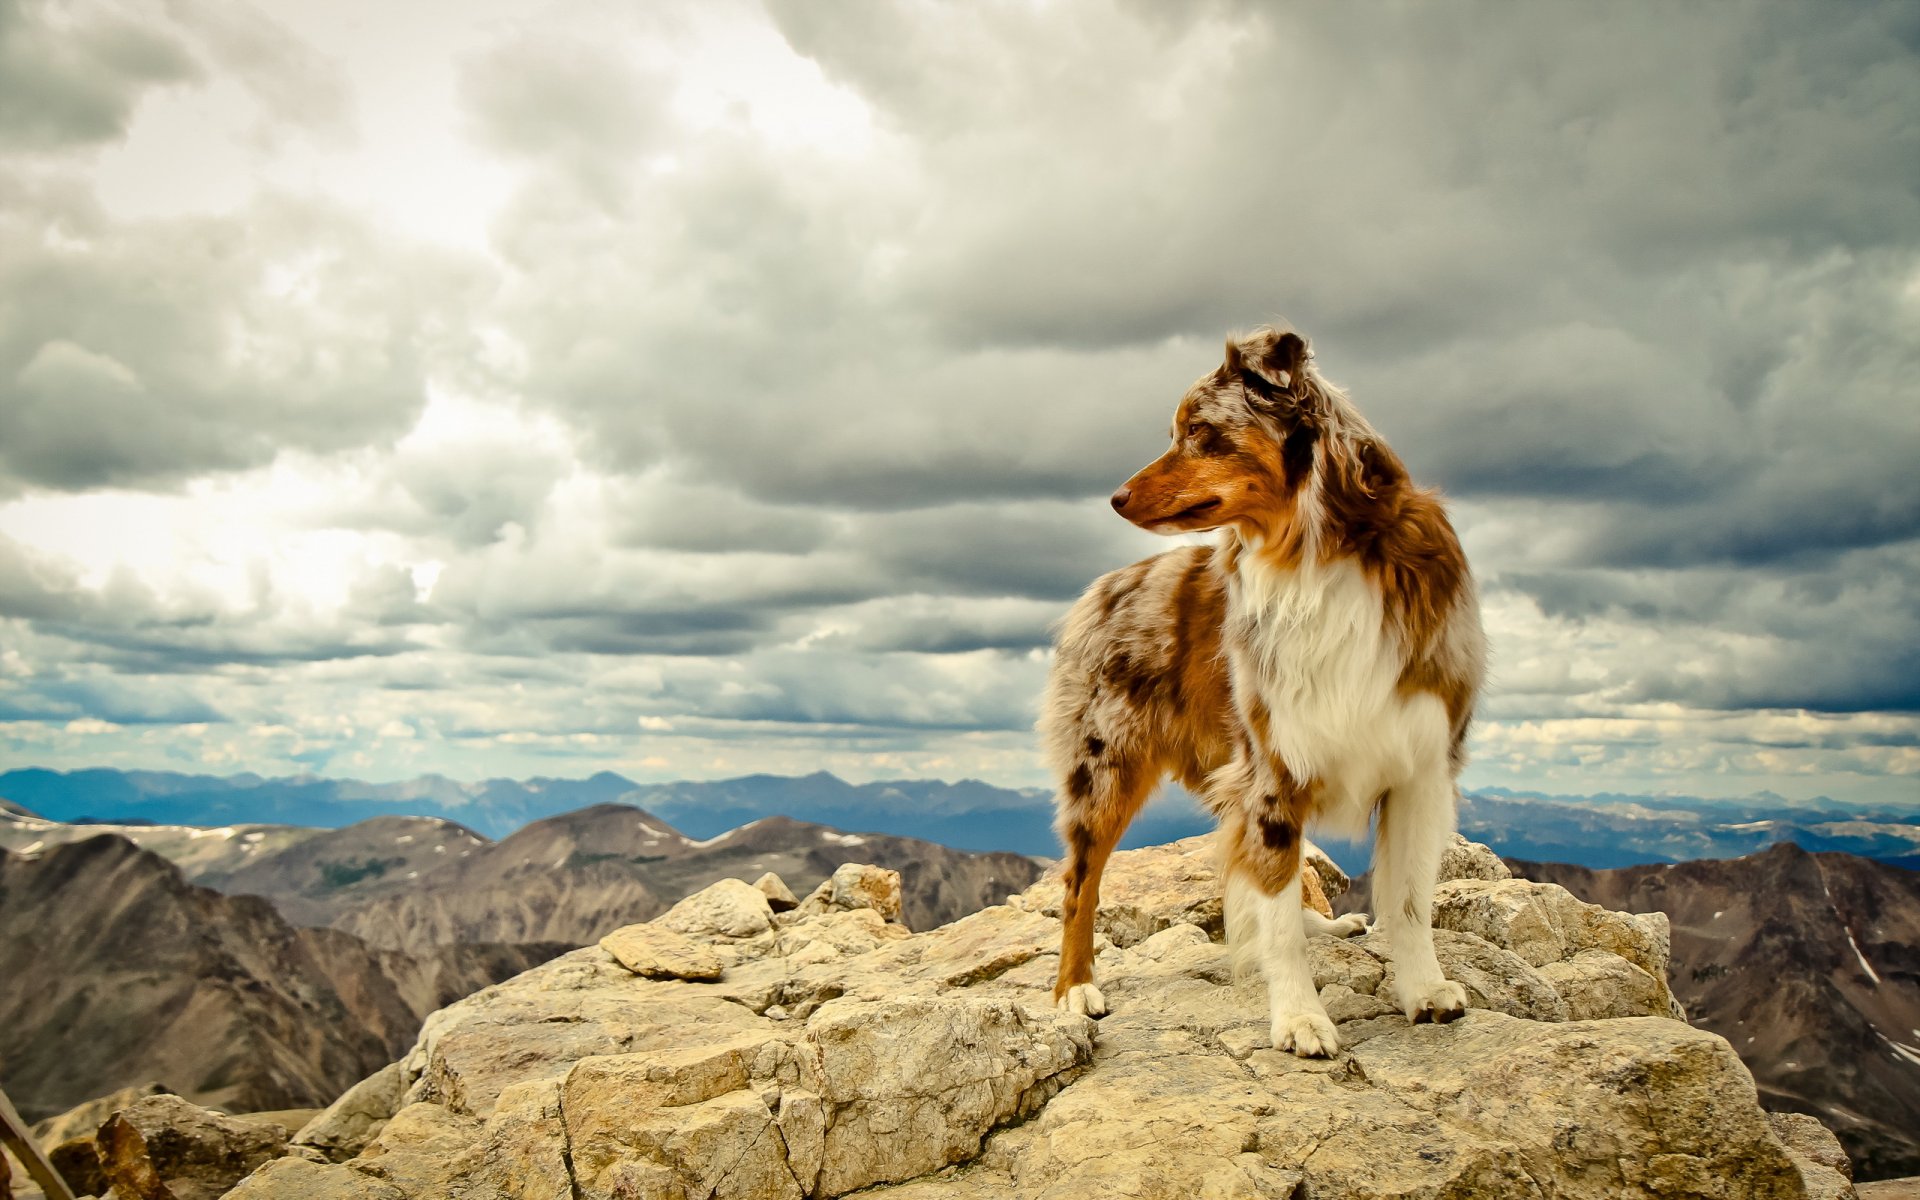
[172,836,1854,1199]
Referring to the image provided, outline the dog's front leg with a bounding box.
[1220,772,1338,1058]
[1373,776,1468,1024]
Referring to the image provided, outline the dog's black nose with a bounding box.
[1110,487,1131,512]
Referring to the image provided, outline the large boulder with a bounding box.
[217,844,1846,1199]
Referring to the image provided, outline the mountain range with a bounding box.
[5,767,1918,870]
[0,800,1044,949]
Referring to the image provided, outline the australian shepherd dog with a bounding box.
[1039,325,1486,1057]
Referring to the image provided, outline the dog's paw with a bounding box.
[1401,979,1469,1025]
[1271,1010,1340,1058]
[1327,912,1369,938]
[1056,982,1108,1018]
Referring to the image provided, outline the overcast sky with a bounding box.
[0,0,1916,805]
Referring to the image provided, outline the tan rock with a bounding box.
[474,1079,578,1200]
[95,1094,288,1200]
[1300,862,1333,916]
[1769,1112,1857,1200]
[1340,1013,1806,1198]
[658,877,775,938]
[1438,831,1513,881]
[562,1032,794,1200]
[599,921,726,980]
[224,1156,407,1199]
[1539,948,1671,1020]
[1372,929,1571,1022]
[293,1060,404,1163]
[351,1101,483,1195]
[1303,838,1351,899]
[773,906,911,967]
[1431,876,1678,1013]
[48,1134,108,1198]
[798,863,906,925]
[1022,834,1226,945]
[755,871,800,911]
[796,996,1095,1196]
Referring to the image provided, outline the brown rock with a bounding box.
[96,1094,288,1200]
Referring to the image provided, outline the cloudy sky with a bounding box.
[0,0,1915,805]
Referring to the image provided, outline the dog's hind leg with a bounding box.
[1373,773,1467,1024]
[1052,754,1152,1017]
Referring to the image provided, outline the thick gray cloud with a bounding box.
[0,0,200,150]
[0,179,484,493]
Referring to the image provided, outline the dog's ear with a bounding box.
[1230,328,1310,395]
[1258,330,1310,392]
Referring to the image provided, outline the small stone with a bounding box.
[600,922,727,980]
[754,871,801,911]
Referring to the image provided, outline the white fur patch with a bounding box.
[1228,555,1450,837]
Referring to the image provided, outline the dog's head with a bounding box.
[1109,326,1324,541]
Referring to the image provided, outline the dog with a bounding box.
[1039,325,1485,1057]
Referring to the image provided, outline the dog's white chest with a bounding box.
[1228,558,1438,816]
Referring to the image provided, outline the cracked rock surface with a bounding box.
[225,835,1852,1199]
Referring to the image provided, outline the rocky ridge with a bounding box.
[1511,845,1920,1181]
[118,833,1848,1200]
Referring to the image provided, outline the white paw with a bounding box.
[1399,978,1468,1025]
[1056,982,1108,1018]
[1271,1010,1340,1058]
[1328,912,1369,938]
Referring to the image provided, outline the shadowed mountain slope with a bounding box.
[0,835,561,1123]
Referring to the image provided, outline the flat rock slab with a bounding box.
[599,922,726,980]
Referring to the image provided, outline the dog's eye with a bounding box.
[1186,422,1205,440]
